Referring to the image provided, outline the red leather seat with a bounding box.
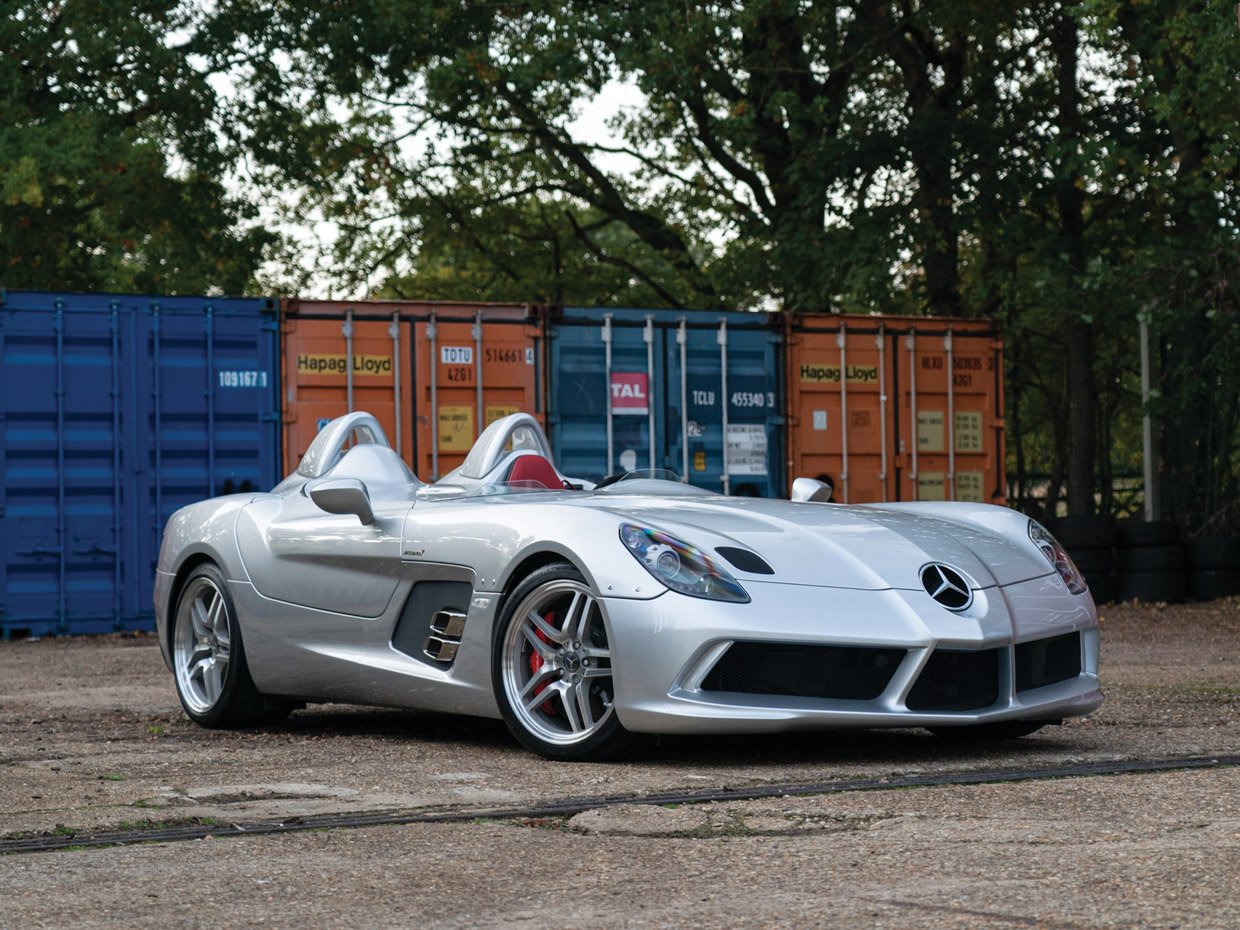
[506,454,565,490]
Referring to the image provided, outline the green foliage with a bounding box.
[0,1,274,293]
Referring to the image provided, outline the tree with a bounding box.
[0,1,273,293]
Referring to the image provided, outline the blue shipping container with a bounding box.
[547,307,784,497]
[1,290,280,637]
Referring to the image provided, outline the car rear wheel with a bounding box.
[494,564,640,761]
[172,563,290,728]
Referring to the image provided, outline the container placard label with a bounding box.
[955,471,984,502]
[296,354,391,377]
[726,424,768,476]
[485,405,518,426]
[440,346,474,365]
[525,347,535,365]
[217,369,269,388]
[954,411,984,453]
[798,363,879,385]
[438,405,474,452]
[812,410,828,431]
[917,472,946,501]
[917,410,945,452]
[693,450,707,472]
[610,372,649,416]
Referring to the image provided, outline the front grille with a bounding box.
[905,648,1001,711]
[1015,632,1081,692]
[700,642,905,701]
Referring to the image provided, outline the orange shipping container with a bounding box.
[785,314,1004,505]
[280,300,544,480]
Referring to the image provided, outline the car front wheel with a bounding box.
[493,564,640,761]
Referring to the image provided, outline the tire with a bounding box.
[928,720,1052,741]
[1186,538,1240,571]
[1086,575,1116,605]
[1115,571,1187,604]
[1188,570,1240,602]
[172,564,289,728]
[1115,519,1181,548]
[492,563,641,761]
[1117,545,1186,573]
[1045,516,1116,550]
[1069,547,1115,575]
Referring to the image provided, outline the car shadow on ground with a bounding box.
[267,705,1080,770]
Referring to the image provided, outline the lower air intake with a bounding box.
[1015,632,1082,692]
[905,648,1001,711]
[700,643,905,701]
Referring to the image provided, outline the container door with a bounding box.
[281,312,414,476]
[667,317,783,497]
[0,299,122,636]
[785,319,892,503]
[412,314,542,481]
[548,312,662,483]
[893,322,1005,504]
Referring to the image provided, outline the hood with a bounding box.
[591,496,1051,591]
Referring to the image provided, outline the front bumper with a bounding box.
[603,574,1102,735]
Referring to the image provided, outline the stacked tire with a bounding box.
[1115,520,1185,604]
[1185,538,1240,601]
[1046,516,1116,605]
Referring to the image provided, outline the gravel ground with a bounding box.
[0,598,1237,927]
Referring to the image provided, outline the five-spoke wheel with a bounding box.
[172,563,288,728]
[494,564,638,760]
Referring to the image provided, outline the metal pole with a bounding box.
[945,328,955,501]
[644,315,656,476]
[907,331,918,501]
[473,310,484,439]
[205,305,215,497]
[429,313,439,480]
[718,320,730,495]
[877,325,888,501]
[109,303,122,629]
[1140,316,1157,521]
[53,301,67,633]
[678,318,688,482]
[837,323,849,503]
[603,314,614,474]
[390,310,402,460]
[343,308,354,413]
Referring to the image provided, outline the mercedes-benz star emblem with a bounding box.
[920,563,973,611]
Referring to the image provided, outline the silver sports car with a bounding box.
[155,412,1102,760]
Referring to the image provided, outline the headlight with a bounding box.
[1029,520,1088,595]
[619,524,750,602]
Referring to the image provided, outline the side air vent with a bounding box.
[701,642,905,700]
[714,547,774,575]
[391,580,474,667]
[423,610,467,663]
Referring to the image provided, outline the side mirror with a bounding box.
[791,476,834,504]
[308,478,376,525]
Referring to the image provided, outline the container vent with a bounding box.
[700,642,905,701]
[905,648,1001,711]
[1014,632,1081,692]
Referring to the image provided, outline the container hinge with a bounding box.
[259,411,281,422]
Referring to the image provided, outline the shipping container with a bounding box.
[280,300,542,480]
[546,307,785,497]
[0,289,281,637]
[784,313,1004,504]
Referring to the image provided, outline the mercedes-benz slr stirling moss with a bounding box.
[155,412,1102,760]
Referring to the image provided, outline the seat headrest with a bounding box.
[506,454,564,490]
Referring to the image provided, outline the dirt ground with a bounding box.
[1,598,1238,928]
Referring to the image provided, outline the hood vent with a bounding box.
[715,546,774,575]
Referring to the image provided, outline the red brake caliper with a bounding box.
[528,610,558,715]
